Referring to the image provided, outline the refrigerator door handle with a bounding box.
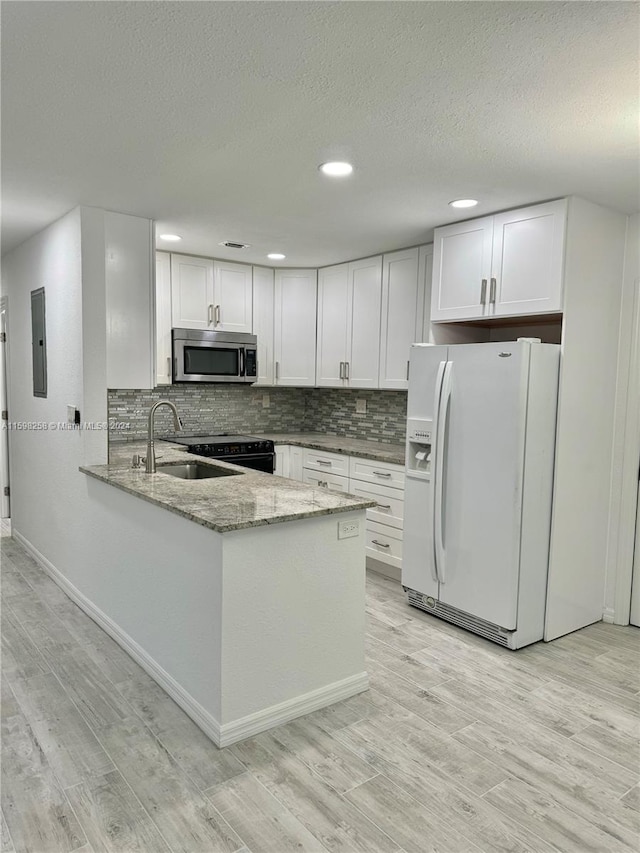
[431,360,447,584]
[434,360,453,584]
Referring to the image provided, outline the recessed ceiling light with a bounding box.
[449,199,478,209]
[267,253,286,260]
[159,233,182,241]
[319,161,353,177]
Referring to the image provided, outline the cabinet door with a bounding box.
[431,217,493,322]
[252,266,275,385]
[213,261,253,333]
[155,252,173,385]
[417,244,434,343]
[274,445,290,478]
[347,256,382,388]
[171,254,214,330]
[316,264,349,386]
[491,199,567,317]
[274,269,317,386]
[379,248,420,389]
[289,446,304,481]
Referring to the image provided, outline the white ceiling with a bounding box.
[2,1,638,266]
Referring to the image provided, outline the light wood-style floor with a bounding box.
[2,531,639,853]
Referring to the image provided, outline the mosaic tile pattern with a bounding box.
[108,386,407,444]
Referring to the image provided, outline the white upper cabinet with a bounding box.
[417,243,434,343]
[347,256,383,388]
[431,199,567,323]
[212,260,253,333]
[171,254,214,330]
[431,217,493,322]
[274,269,317,386]
[252,266,275,385]
[490,200,567,317]
[316,256,383,388]
[155,252,173,386]
[316,263,349,387]
[379,247,421,389]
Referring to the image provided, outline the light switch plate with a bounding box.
[262,393,270,408]
[356,399,367,414]
[67,405,76,424]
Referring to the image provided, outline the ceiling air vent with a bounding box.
[219,241,251,250]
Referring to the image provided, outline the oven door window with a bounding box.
[184,346,239,376]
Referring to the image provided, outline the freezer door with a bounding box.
[402,344,448,596]
[437,342,530,629]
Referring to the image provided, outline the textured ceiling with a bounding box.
[2,1,638,265]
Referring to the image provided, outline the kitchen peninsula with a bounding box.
[79,440,374,747]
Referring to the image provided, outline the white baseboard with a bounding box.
[602,606,616,624]
[218,672,369,748]
[13,529,369,748]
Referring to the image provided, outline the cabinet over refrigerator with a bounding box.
[402,340,560,649]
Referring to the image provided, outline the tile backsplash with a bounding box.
[108,386,407,444]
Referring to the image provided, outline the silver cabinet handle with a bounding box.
[406,360,410,381]
[371,539,390,548]
[339,361,344,380]
[317,459,332,466]
[208,304,214,325]
[373,471,391,478]
[215,305,221,325]
[480,279,487,304]
[345,361,350,380]
[490,277,497,304]
[275,361,280,381]
[167,356,171,378]
[376,503,391,510]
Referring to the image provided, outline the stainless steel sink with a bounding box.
[157,462,241,480]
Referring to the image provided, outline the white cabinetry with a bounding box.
[274,445,304,480]
[431,199,567,323]
[379,248,421,389]
[274,269,317,386]
[316,257,382,388]
[417,244,434,343]
[348,457,405,575]
[212,261,253,333]
[171,254,214,330]
[252,266,275,385]
[155,251,172,386]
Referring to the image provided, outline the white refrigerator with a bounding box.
[402,340,560,649]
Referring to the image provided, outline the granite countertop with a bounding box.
[82,441,375,534]
[256,433,406,465]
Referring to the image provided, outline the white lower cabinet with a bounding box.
[302,470,350,493]
[274,445,304,480]
[274,445,289,477]
[348,457,405,572]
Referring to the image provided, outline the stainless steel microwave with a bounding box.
[172,329,258,383]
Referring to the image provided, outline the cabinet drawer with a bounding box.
[350,457,405,489]
[302,469,350,493]
[303,448,350,476]
[349,481,404,530]
[366,521,403,568]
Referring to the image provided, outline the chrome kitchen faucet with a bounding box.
[145,401,183,473]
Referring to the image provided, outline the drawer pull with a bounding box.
[376,503,391,510]
[317,459,332,466]
[371,539,390,548]
[373,471,391,478]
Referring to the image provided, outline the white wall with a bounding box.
[1,205,152,585]
[605,213,640,622]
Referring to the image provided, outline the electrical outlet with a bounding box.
[262,393,270,408]
[338,519,360,539]
[356,398,367,415]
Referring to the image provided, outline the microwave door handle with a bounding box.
[239,347,245,377]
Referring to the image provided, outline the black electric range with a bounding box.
[171,434,275,474]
